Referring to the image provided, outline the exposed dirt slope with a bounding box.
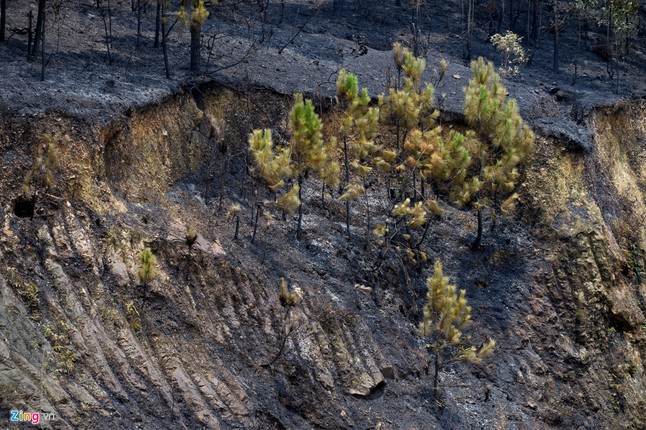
[0,85,644,429]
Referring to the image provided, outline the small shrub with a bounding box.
[138,248,158,301]
[138,248,157,285]
[7,271,41,320]
[186,225,198,247]
[490,31,528,77]
[125,300,142,331]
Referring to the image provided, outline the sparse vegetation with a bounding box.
[186,224,198,247]
[8,273,41,321]
[43,321,77,373]
[125,300,142,331]
[16,281,40,311]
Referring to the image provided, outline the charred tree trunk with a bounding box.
[40,12,46,81]
[233,215,240,240]
[136,0,142,48]
[552,1,559,71]
[343,137,351,239]
[296,177,304,240]
[154,1,161,48]
[27,10,33,58]
[466,0,475,61]
[432,349,441,398]
[101,0,113,65]
[251,203,261,244]
[531,0,541,45]
[218,149,227,212]
[0,0,6,43]
[32,0,46,57]
[161,4,171,79]
[472,207,483,249]
[606,1,613,79]
[190,23,201,73]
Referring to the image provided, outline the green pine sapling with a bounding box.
[419,261,495,399]
[462,57,534,248]
[335,69,380,238]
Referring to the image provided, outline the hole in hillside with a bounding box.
[13,195,35,218]
[191,87,206,111]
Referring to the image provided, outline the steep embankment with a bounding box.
[0,87,644,429]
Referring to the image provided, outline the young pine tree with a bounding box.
[462,57,534,248]
[138,248,158,302]
[382,43,439,153]
[419,261,495,398]
[288,93,339,240]
[369,47,453,266]
[263,278,304,367]
[375,126,476,265]
[248,128,293,242]
[381,43,441,208]
[335,69,380,238]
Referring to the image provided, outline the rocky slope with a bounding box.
[0,81,644,429]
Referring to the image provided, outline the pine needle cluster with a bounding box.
[464,58,533,193]
[248,129,292,192]
[178,0,210,27]
[336,70,380,182]
[392,198,427,229]
[381,42,439,150]
[279,277,303,307]
[276,183,300,215]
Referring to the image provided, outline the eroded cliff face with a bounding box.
[515,100,646,428]
[0,88,644,429]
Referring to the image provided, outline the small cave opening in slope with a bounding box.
[13,195,35,218]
